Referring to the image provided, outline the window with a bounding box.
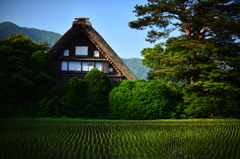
[61,61,68,70]
[82,62,94,71]
[63,49,69,56]
[82,62,89,71]
[69,61,81,71]
[88,62,94,70]
[61,61,81,71]
[61,61,108,72]
[109,68,113,72]
[94,50,99,57]
[95,62,102,71]
[76,46,88,55]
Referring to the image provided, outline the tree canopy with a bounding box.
[84,68,112,118]
[129,0,240,85]
[129,0,240,43]
[108,80,182,119]
[0,34,53,117]
[129,0,240,118]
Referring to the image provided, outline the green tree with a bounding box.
[129,0,240,41]
[130,0,240,118]
[0,46,32,117]
[0,34,49,59]
[109,80,181,120]
[141,38,240,118]
[60,77,87,118]
[84,68,112,118]
[40,69,112,118]
[0,34,50,117]
[38,85,64,117]
[28,51,56,101]
[129,0,240,84]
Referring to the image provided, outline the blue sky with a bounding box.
[0,0,178,58]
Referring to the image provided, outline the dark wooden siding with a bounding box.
[56,31,100,59]
[51,28,128,86]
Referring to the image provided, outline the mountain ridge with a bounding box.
[0,21,62,47]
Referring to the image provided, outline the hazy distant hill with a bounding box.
[0,22,61,47]
[0,22,149,79]
[121,58,150,80]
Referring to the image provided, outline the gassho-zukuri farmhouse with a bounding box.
[47,17,137,87]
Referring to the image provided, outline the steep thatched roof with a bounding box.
[47,18,137,80]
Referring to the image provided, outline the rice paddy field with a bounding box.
[0,120,239,159]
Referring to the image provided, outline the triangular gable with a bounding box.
[47,18,137,81]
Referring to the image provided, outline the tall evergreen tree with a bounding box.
[130,0,240,117]
[129,0,240,84]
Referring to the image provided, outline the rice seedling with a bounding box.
[0,122,239,159]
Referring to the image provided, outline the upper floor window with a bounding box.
[63,49,69,56]
[94,50,99,57]
[76,46,88,55]
[109,68,113,72]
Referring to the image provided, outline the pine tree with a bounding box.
[130,0,240,117]
[129,0,240,85]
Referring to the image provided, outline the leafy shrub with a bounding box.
[60,77,88,118]
[39,69,112,118]
[183,84,240,118]
[38,85,64,117]
[184,96,240,118]
[109,80,180,120]
[84,68,112,118]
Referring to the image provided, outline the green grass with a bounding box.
[0,121,239,159]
